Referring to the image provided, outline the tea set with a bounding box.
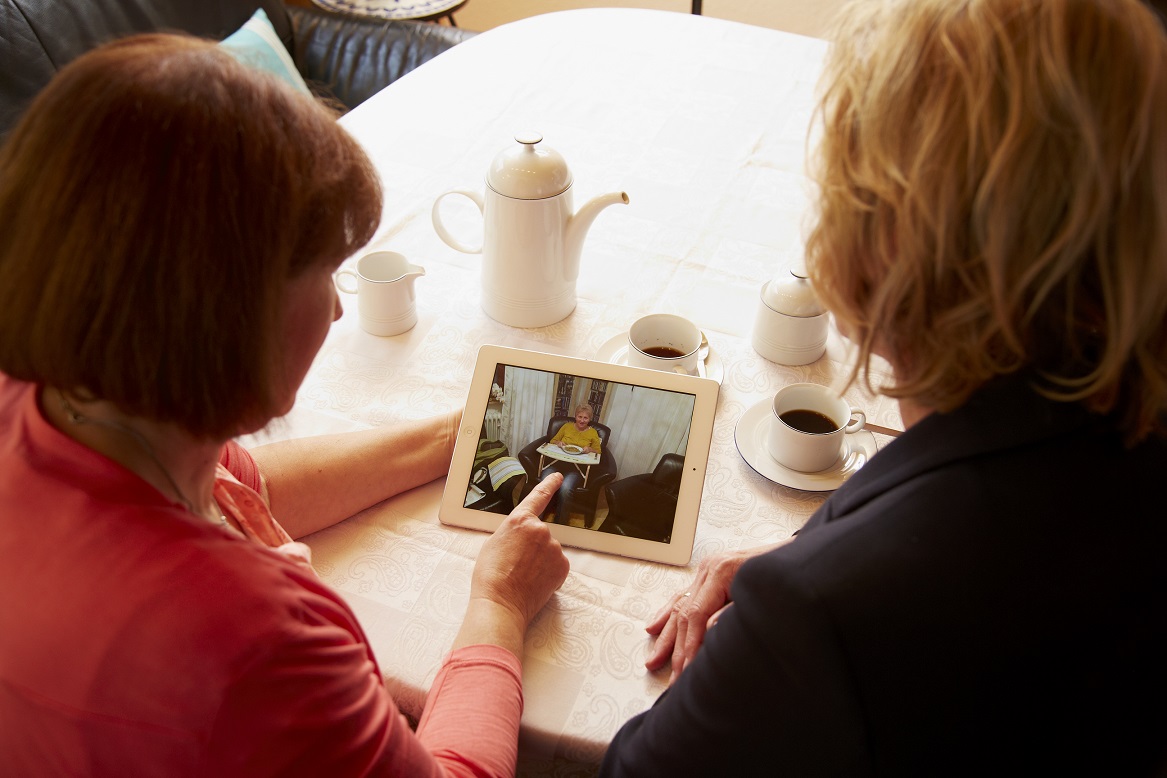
[752,266,829,366]
[432,132,628,329]
[734,395,879,492]
[594,325,725,384]
[336,132,882,490]
[334,251,425,337]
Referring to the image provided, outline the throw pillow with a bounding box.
[219,8,312,96]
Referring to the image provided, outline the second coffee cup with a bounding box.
[766,383,866,472]
[627,314,702,374]
[334,251,425,337]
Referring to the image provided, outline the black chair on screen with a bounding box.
[598,453,684,544]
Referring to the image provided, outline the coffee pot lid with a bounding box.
[487,132,572,200]
[762,265,826,317]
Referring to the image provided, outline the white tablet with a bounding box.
[440,344,720,565]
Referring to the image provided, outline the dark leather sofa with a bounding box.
[0,0,474,139]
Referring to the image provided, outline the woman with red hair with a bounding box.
[0,34,568,776]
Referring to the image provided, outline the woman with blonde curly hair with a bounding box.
[602,0,1167,773]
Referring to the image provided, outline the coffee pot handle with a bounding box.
[432,190,485,254]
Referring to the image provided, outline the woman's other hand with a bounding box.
[645,540,790,684]
[249,406,467,539]
[453,472,570,656]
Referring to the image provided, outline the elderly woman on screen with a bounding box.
[542,403,602,525]
[601,0,1167,774]
[0,34,568,775]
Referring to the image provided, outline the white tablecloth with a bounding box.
[247,8,901,772]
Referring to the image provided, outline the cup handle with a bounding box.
[335,269,359,295]
[844,408,866,433]
[431,190,485,254]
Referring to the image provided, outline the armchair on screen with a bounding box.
[598,453,684,544]
[516,416,616,527]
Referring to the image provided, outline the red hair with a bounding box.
[0,34,382,437]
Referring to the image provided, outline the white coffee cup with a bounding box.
[766,383,866,472]
[335,251,425,337]
[627,313,702,374]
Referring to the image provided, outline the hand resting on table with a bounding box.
[646,539,792,685]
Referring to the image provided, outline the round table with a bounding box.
[310,0,468,24]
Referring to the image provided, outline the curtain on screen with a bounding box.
[500,366,555,455]
[603,385,694,476]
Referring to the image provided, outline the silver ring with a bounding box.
[682,591,691,598]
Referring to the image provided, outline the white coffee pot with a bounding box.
[431,132,628,328]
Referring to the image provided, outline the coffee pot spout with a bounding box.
[563,190,629,282]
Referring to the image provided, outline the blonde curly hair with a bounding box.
[806,0,1167,442]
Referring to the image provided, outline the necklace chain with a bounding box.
[58,391,227,527]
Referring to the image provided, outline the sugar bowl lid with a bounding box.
[486,132,573,200]
[762,265,826,317]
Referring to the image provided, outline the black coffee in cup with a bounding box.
[643,346,685,359]
[779,409,839,435]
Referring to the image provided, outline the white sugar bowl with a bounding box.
[751,267,829,366]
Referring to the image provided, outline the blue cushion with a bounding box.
[219,8,312,96]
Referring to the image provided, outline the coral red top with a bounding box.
[0,375,523,776]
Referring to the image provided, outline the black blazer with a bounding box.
[603,375,1167,776]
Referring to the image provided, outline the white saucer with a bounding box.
[734,398,878,491]
[595,334,724,383]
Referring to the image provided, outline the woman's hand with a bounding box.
[453,472,570,655]
[645,540,790,684]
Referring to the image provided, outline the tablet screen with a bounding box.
[466,361,696,542]
[441,345,718,565]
